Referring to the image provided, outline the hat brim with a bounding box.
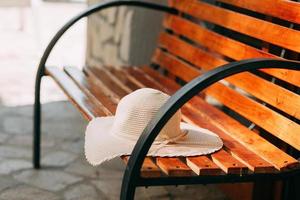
[85,117,223,166]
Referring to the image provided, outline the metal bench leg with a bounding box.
[120,183,136,200]
[33,74,43,169]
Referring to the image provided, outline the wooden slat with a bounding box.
[107,67,143,91]
[163,15,300,86]
[64,66,117,114]
[158,32,226,70]
[163,15,276,61]
[87,66,131,97]
[206,83,300,151]
[156,35,300,121]
[122,156,161,178]
[154,46,300,150]
[187,156,222,175]
[211,150,248,174]
[217,0,300,24]
[45,66,106,120]
[152,49,200,81]
[171,0,300,52]
[140,66,300,171]
[181,104,275,174]
[226,72,300,121]
[125,67,278,173]
[156,157,193,176]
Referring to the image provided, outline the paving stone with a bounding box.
[0,185,61,200]
[3,116,32,135]
[42,151,77,167]
[0,146,31,159]
[167,185,227,200]
[10,104,33,118]
[0,133,9,144]
[91,179,121,200]
[44,121,86,139]
[0,176,19,192]
[144,187,169,199]
[14,169,82,192]
[7,134,56,148]
[0,159,31,175]
[42,102,83,121]
[60,138,84,154]
[65,158,101,178]
[63,183,98,200]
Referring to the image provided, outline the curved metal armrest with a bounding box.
[35,0,177,78]
[122,58,300,191]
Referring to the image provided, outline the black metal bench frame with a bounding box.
[33,1,300,199]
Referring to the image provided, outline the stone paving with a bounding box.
[0,101,228,199]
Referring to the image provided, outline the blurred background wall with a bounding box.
[86,0,166,67]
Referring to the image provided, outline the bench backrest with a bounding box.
[151,0,300,152]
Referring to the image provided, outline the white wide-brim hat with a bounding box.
[85,88,223,165]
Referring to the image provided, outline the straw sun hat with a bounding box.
[85,88,223,165]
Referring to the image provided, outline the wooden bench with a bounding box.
[33,0,300,199]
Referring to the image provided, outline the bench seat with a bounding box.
[45,65,300,178]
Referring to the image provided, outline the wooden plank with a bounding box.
[139,66,300,171]
[211,150,248,174]
[206,82,300,151]
[181,104,275,174]
[163,15,275,61]
[171,0,300,52]
[162,15,300,86]
[64,66,117,114]
[158,32,226,71]
[187,156,222,175]
[106,67,143,91]
[87,66,131,97]
[122,156,161,178]
[45,66,106,120]
[217,0,300,24]
[152,49,200,81]
[226,72,300,121]
[157,35,300,120]
[156,157,193,176]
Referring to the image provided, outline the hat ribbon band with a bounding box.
[150,131,188,155]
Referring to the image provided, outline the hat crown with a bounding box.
[111,88,182,141]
